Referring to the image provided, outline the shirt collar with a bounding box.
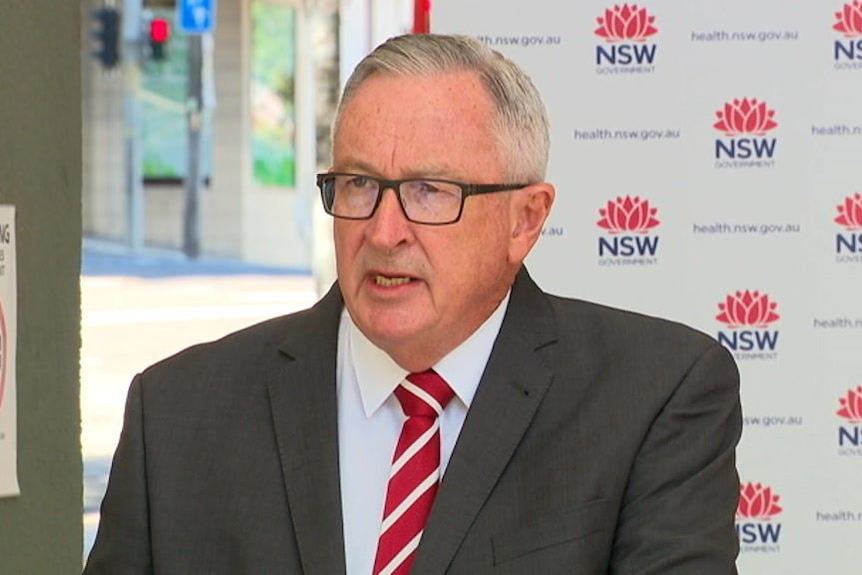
[348,291,511,417]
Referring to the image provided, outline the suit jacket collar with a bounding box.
[270,283,347,575]
[269,268,557,575]
[412,267,558,574]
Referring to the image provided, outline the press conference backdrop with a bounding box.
[435,1,862,572]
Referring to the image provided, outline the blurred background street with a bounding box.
[77,0,424,561]
[80,241,318,557]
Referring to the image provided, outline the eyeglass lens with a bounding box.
[326,175,463,223]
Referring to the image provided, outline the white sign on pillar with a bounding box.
[0,205,18,498]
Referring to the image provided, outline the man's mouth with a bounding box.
[373,275,413,287]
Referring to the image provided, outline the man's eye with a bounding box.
[345,176,375,189]
[410,181,454,197]
[414,181,442,194]
[410,181,461,200]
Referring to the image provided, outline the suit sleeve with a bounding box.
[83,374,153,574]
[610,342,742,574]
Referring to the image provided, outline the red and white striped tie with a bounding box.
[372,370,454,575]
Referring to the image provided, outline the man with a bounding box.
[85,34,741,574]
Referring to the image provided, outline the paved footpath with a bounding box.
[81,249,317,559]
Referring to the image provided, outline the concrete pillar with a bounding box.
[0,1,83,572]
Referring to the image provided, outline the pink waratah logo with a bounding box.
[597,196,660,234]
[713,98,779,136]
[594,4,658,42]
[715,291,780,328]
[837,386,862,423]
[834,1,862,37]
[737,482,784,521]
[835,193,862,231]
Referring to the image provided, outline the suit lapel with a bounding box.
[412,269,558,575]
[268,285,347,575]
[264,271,557,574]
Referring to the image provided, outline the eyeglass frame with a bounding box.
[315,172,530,225]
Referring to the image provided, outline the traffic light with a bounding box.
[91,7,120,69]
[149,18,171,61]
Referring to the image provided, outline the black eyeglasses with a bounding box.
[316,173,528,225]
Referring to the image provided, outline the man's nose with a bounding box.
[365,187,412,247]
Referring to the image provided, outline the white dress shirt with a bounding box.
[337,293,510,574]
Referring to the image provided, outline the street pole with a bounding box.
[123,0,145,252]
[183,34,204,259]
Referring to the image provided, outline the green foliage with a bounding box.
[253,157,296,188]
[251,1,296,187]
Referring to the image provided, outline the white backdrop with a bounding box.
[434,1,862,572]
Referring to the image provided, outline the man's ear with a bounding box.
[508,183,556,265]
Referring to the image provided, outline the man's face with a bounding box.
[332,71,524,370]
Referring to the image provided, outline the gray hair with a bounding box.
[332,34,550,183]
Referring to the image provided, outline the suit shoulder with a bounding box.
[138,299,334,387]
[544,292,723,357]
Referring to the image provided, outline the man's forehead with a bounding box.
[338,73,493,134]
[347,70,487,107]
[333,69,501,179]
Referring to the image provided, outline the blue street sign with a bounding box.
[177,0,217,34]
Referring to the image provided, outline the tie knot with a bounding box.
[395,370,454,418]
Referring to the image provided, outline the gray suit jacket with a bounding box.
[84,268,741,574]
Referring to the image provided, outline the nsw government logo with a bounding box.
[736,482,783,553]
[596,196,660,267]
[713,98,779,169]
[834,193,862,263]
[594,4,659,75]
[715,290,780,360]
[833,1,862,70]
[836,386,862,456]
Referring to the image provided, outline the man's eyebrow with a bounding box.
[333,158,377,174]
[404,167,453,179]
[332,160,455,180]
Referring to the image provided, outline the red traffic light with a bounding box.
[150,18,171,43]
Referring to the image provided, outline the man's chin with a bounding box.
[355,311,429,349]
[359,317,422,344]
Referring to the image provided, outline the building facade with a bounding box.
[82,0,412,274]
